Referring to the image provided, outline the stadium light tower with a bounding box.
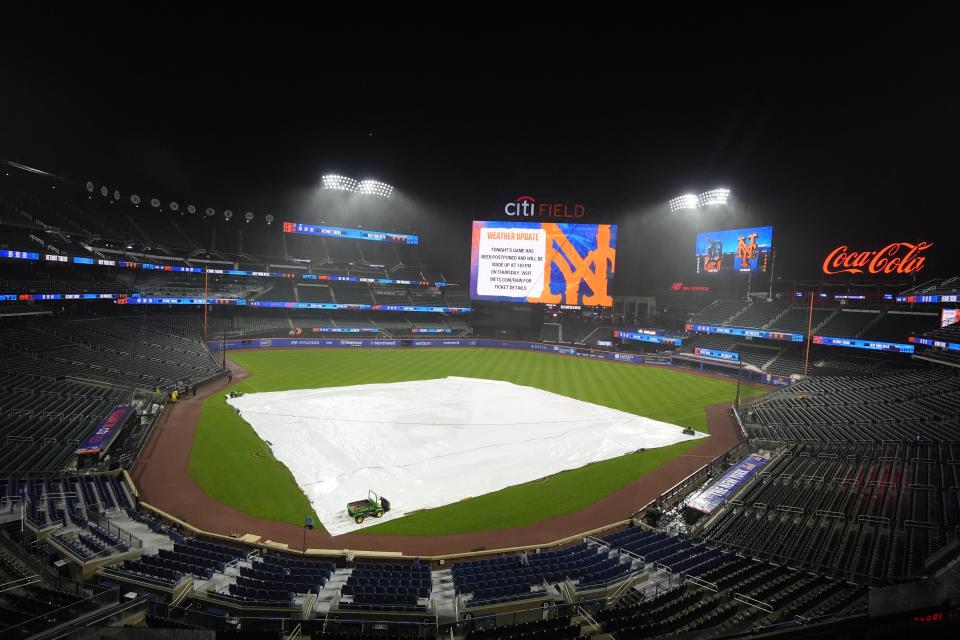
[697,188,731,207]
[321,174,393,199]
[321,174,359,192]
[356,179,394,198]
[669,187,731,212]
[668,194,699,212]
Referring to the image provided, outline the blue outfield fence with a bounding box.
[208,337,793,387]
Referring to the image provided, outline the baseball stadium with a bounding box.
[0,29,958,640]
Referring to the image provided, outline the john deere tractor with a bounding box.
[347,490,390,524]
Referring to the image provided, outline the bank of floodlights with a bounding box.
[321,174,393,198]
[697,188,731,207]
[668,194,700,212]
[322,174,359,192]
[356,179,393,198]
[669,187,731,212]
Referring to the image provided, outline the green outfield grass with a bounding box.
[188,348,768,535]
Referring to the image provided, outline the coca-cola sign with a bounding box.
[822,242,933,275]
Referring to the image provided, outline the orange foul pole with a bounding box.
[803,291,815,376]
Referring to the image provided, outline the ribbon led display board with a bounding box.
[685,323,804,343]
[614,330,682,346]
[813,335,914,354]
[282,222,419,245]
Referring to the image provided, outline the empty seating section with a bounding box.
[763,351,805,377]
[1,168,446,325]
[680,333,736,352]
[370,287,412,305]
[744,368,960,442]
[768,306,834,334]
[0,379,126,471]
[559,319,605,344]
[451,543,631,605]
[600,528,729,577]
[340,561,431,610]
[234,554,334,602]
[443,289,470,306]
[925,321,960,342]
[919,349,960,367]
[358,242,395,266]
[1,473,136,569]
[732,344,781,369]
[680,334,780,369]
[0,584,96,635]
[117,556,186,585]
[465,617,577,640]
[594,556,866,636]
[816,310,879,337]
[0,262,128,295]
[333,316,379,331]
[325,239,363,262]
[258,279,297,300]
[700,442,960,583]
[0,316,220,391]
[862,312,939,342]
[296,284,334,302]
[691,300,747,325]
[810,353,886,376]
[540,324,561,342]
[409,288,442,305]
[149,537,247,580]
[208,312,292,337]
[331,285,374,304]
[106,537,242,589]
[375,318,413,335]
[682,301,945,377]
[205,310,471,338]
[728,300,790,328]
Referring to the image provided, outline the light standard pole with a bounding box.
[303,516,314,553]
[632,448,646,519]
[735,359,743,411]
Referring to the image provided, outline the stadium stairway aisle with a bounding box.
[431,568,458,623]
[314,568,351,613]
[198,559,239,596]
[105,513,173,556]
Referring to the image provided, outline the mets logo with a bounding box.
[526,223,615,306]
[736,233,760,269]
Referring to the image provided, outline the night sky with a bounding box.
[2,22,956,293]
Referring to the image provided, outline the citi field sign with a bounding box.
[504,195,586,219]
[822,241,933,275]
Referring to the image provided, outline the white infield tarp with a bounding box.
[226,377,706,535]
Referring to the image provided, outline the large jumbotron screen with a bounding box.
[469,221,617,306]
[695,225,774,274]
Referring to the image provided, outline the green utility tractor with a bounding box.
[347,490,391,524]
